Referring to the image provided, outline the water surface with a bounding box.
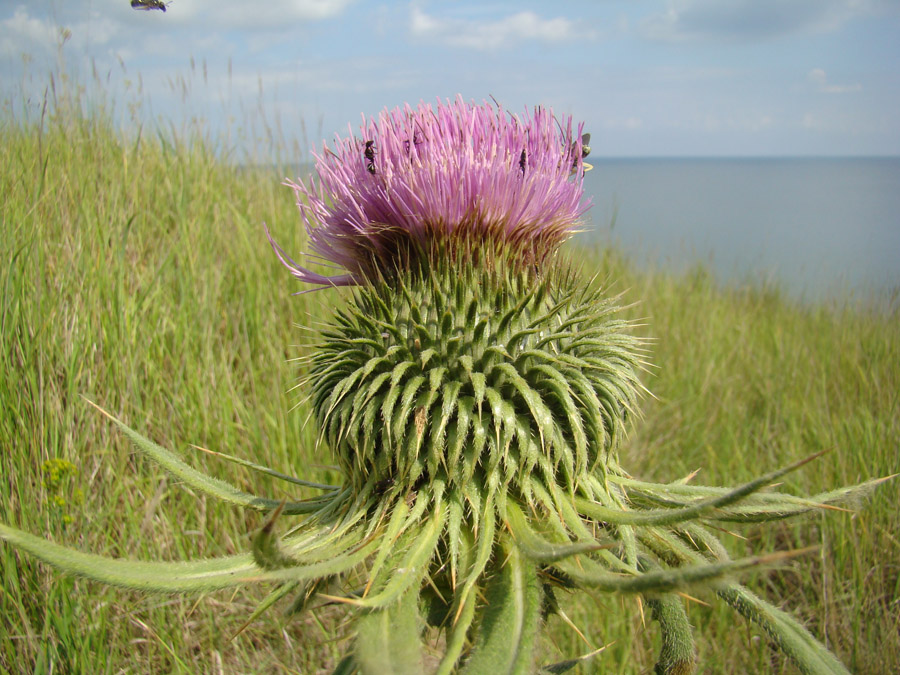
[578,157,900,304]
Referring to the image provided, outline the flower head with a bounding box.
[269,96,592,287]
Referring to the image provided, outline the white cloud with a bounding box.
[194,0,355,28]
[226,57,415,96]
[6,0,356,35]
[409,7,581,51]
[0,6,59,58]
[808,68,862,94]
[640,0,881,42]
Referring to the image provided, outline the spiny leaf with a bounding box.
[0,523,252,591]
[710,476,890,521]
[362,499,411,598]
[334,504,444,609]
[434,591,477,675]
[557,546,818,594]
[355,585,423,675]
[0,522,381,591]
[717,583,850,675]
[505,501,607,563]
[190,444,338,491]
[446,493,465,587]
[447,395,474,469]
[346,370,392,444]
[647,594,695,675]
[484,387,513,460]
[493,363,555,438]
[83,398,322,514]
[252,501,298,569]
[455,493,496,618]
[610,473,892,517]
[576,451,831,526]
[324,352,385,414]
[469,371,487,414]
[380,360,417,433]
[460,542,542,675]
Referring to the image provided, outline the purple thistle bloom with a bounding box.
[269,96,592,288]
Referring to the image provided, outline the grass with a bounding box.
[1,81,898,675]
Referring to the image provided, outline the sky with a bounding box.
[2,0,899,159]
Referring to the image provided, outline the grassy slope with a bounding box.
[1,102,897,674]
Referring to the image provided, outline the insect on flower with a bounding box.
[580,132,592,158]
[571,132,593,173]
[402,126,426,155]
[363,140,377,174]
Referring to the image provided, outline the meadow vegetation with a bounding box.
[1,78,897,674]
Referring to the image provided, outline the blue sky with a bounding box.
[2,0,899,158]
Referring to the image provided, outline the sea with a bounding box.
[577,157,900,307]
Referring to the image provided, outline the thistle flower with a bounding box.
[0,98,887,675]
[267,96,591,287]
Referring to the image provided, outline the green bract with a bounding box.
[314,249,641,496]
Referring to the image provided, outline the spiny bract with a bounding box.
[313,249,642,497]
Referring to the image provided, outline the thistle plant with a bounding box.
[0,97,888,674]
